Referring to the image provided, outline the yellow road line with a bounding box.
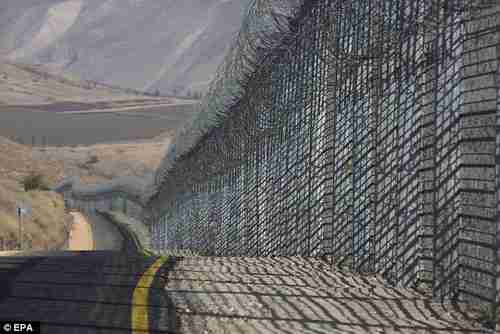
[131,257,168,333]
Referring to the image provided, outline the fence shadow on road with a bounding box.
[0,252,177,333]
[164,257,487,334]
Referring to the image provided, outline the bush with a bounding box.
[20,172,50,192]
[87,155,99,164]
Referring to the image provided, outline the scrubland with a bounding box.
[0,137,70,250]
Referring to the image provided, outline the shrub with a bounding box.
[87,155,99,164]
[20,172,50,192]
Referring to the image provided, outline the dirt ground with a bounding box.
[164,257,487,334]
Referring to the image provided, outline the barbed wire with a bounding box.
[54,176,148,205]
[149,0,304,194]
[144,0,499,321]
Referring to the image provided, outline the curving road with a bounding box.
[0,213,176,333]
[85,213,124,251]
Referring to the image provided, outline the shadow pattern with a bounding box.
[163,256,488,334]
[146,0,500,324]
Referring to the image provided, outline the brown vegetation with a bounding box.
[33,136,172,181]
[0,138,71,250]
[0,61,145,105]
[0,59,177,251]
[0,131,173,251]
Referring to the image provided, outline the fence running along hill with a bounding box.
[144,0,500,313]
[54,176,148,220]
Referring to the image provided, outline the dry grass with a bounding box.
[0,61,192,108]
[0,137,71,250]
[33,136,172,181]
[0,60,178,250]
[0,131,173,251]
[19,190,71,250]
[0,61,145,105]
[0,136,65,183]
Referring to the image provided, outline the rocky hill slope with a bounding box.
[0,0,247,96]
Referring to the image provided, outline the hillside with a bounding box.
[0,136,70,251]
[0,0,247,96]
[0,57,177,251]
[0,132,171,251]
[32,136,171,183]
[0,60,167,105]
[0,58,178,184]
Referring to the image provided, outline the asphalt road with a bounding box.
[0,214,177,333]
[86,213,124,251]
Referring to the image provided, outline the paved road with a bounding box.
[86,213,124,251]
[0,213,490,334]
[0,214,176,333]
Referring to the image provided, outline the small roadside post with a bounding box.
[16,202,31,250]
[17,206,22,250]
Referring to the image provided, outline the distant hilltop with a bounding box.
[0,0,247,97]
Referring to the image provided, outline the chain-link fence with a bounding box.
[147,0,500,314]
[54,176,147,217]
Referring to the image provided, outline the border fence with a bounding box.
[54,176,147,220]
[146,0,500,313]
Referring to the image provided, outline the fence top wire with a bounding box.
[145,0,500,205]
[147,0,304,204]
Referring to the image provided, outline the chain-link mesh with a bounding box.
[147,0,500,310]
